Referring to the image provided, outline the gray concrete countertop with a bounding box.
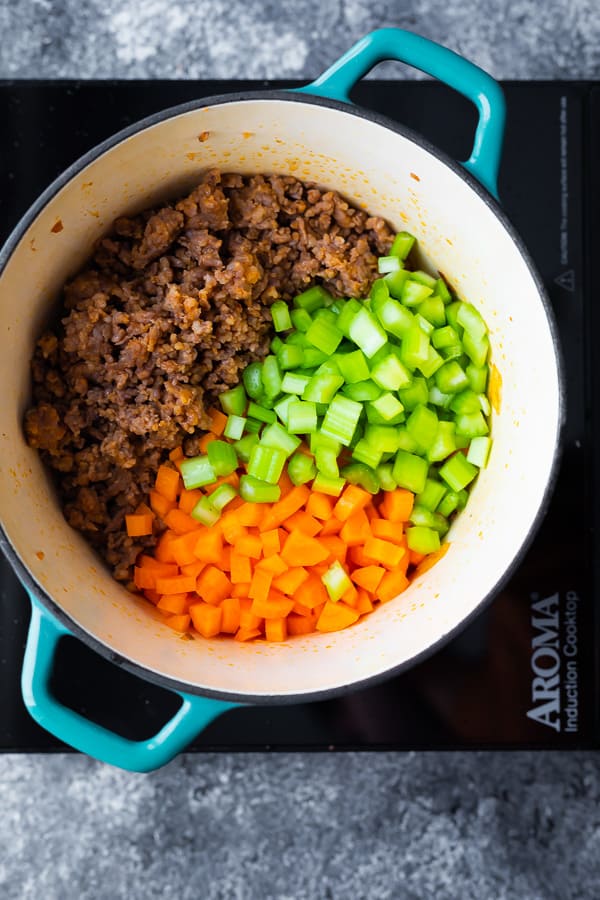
[1,1,600,897]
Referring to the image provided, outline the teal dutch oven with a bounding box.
[0,29,564,771]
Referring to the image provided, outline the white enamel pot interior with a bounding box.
[0,92,564,703]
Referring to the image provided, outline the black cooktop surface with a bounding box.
[1,79,598,751]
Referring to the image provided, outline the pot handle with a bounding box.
[296,28,506,199]
[21,596,237,772]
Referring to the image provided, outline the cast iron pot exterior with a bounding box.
[0,30,564,770]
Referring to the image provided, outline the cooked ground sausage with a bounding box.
[25,169,393,580]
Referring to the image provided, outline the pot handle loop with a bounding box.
[21,596,237,772]
[296,28,505,198]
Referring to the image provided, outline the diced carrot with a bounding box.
[333,484,372,522]
[280,530,329,566]
[306,492,334,521]
[231,583,250,599]
[282,510,322,537]
[348,545,373,568]
[316,601,359,632]
[221,514,248,545]
[135,500,153,516]
[157,592,189,615]
[318,517,343,536]
[149,489,176,519]
[137,555,178,575]
[169,446,184,464]
[164,614,191,632]
[155,574,197,595]
[219,545,232,572]
[287,614,315,635]
[413,542,450,578]
[377,568,410,602]
[239,601,263,632]
[265,618,287,642]
[256,554,288,576]
[221,597,241,634]
[235,627,262,642]
[341,585,359,608]
[364,503,379,522]
[278,468,294,498]
[180,560,206,579]
[190,602,222,638]
[196,566,232,605]
[248,568,272,603]
[208,407,228,436]
[293,574,328,610]
[134,567,156,591]
[237,502,265,527]
[363,537,407,569]
[273,566,309,595]
[171,530,204,567]
[193,528,224,564]
[356,589,374,615]
[164,508,200,535]
[250,591,294,619]
[155,465,180,503]
[260,485,310,530]
[409,550,426,566]
[205,472,240,495]
[230,550,253,585]
[380,489,414,523]
[260,528,281,557]
[370,518,405,545]
[199,432,218,453]
[339,509,371,547]
[144,588,161,606]
[351,565,386,593]
[125,513,154,537]
[292,601,313,617]
[319,535,347,565]
[235,533,263,559]
[178,488,203,515]
[311,563,330,578]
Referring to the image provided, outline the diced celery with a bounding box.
[410,270,438,289]
[435,361,469,394]
[370,351,412,391]
[239,475,281,503]
[463,331,490,367]
[336,349,371,384]
[180,455,217,490]
[416,313,434,336]
[242,361,264,400]
[389,231,416,260]
[479,393,491,416]
[392,450,428,494]
[302,373,344,404]
[300,348,329,368]
[455,411,489,438]
[312,473,346,496]
[316,358,342,376]
[396,426,420,453]
[223,415,246,441]
[445,301,463,333]
[306,309,344,355]
[261,355,282,399]
[209,483,238,511]
[315,446,340,478]
[340,462,380,494]
[261,421,301,457]
[271,300,292,332]
[270,336,284,354]
[418,345,444,379]
[352,438,383,469]
[466,363,489,393]
[290,307,313,333]
[438,490,461,518]
[219,383,247,416]
[417,296,446,327]
[439,453,478,491]
[287,451,317,486]
[399,377,429,410]
[287,400,318,434]
[342,381,383,402]
[281,372,311,395]
[433,277,452,303]
[207,440,238,477]
[348,308,388,358]
[406,526,441,554]
[310,432,341,454]
[376,463,397,491]
[457,302,487,340]
[416,478,447,512]
[234,434,259,462]
[432,325,460,350]
[372,294,415,338]
[401,280,434,307]
[191,495,221,527]
[320,395,363,446]
[449,389,481,415]
[273,395,294,428]
[378,255,403,274]
[401,325,430,371]
[336,298,362,338]
[294,285,332,313]
[467,436,492,468]
[385,268,410,299]
[406,404,439,452]
[368,392,404,422]
[248,445,287,484]
[364,424,401,453]
[322,560,353,602]
[427,421,457,463]
[247,402,277,424]
[428,385,453,409]
[277,343,305,370]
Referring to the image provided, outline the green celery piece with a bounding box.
[352,438,383,469]
[294,285,332,313]
[179,455,217,490]
[428,385,453,409]
[445,301,463,333]
[365,406,405,426]
[406,404,439,452]
[248,445,287,484]
[290,307,312,333]
[287,400,318,434]
[271,300,292,332]
[370,351,412,391]
[348,307,388,358]
[300,348,329,368]
[400,325,430,370]
[406,526,441,554]
[418,345,444,379]
[378,255,403,274]
[439,453,478,491]
[372,292,415,338]
[336,298,363,338]
[455,432,470,450]
[463,331,490,368]
[392,450,428,494]
[316,358,342,376]
[466,363,489,393]
[432,325,460,350]
[396,426,419,453]
[467,436,492,468]
[261,355,282,399]
[399,376,429,410]
[435,360,469,394]
[281,372,310,395]
[234,433,259,462]
[457,302,487,340]
[247,402,276,424]
[416,313,434,336]
[287,451,317,486]
[315,446,340,478]
[385,268,410,299]
[286,331,309,347]
[433,277,452,303]
[369,392,404,422]
[417,296,446,327]
[261,421,301,457]
[416,478,447,512]
[219,383,247,416]
[302,372,344,404]
[427,421,457,463]
[336,349,370,384]
[239,475,281,503]
[450,390,481,415]
[410,270,438,288]
[277,343,304,370]
[273,395,294,428]
[440,345,464,361]
[409,504,438,528]
[321,560,353,602]
[309,432,341,454]
[455,411,489,438]
[190,495,221,527]
[207,440,238,477]
[270,336,284,354]
[244,419,264,435]
[479,393,491,416]
[209,483,238,511]
[223,415,246,441]
[342,380,383,402]
[364,424,401,453]
[401,280,434,307]
[306,309,344,355]
[376,463,397,491]
[389,231,416,260]
[438,490,461,518]
[242,361,263,400]
[320,395,363,446]
[312,472,346,496]
[340,462,380,494]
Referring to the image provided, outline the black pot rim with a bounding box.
[0,87,567,707]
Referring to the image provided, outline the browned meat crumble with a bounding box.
[24,169,393,579]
